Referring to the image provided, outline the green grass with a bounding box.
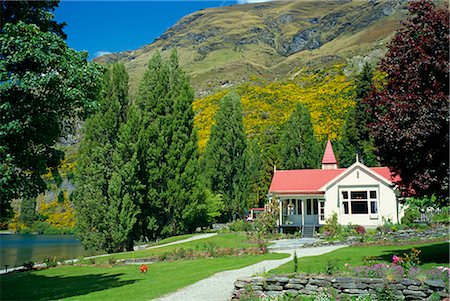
[85,233,256,264]
[1,253,288,301]
[269,241,449,275]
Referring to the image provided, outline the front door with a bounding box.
[304,198,319,224]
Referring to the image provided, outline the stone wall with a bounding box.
[232,275,449,300]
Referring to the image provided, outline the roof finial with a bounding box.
[274,165,276,172]
[356,153,359,163]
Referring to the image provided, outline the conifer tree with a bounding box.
[133,51,206,239]
[203,92,249,221]
[279,104,321,169]
[336,63,378,167]
[74,63,138,252]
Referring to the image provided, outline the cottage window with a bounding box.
[343,201,349,214]
[351,201,368,214]
[319,201,325,221]
[370,201,378,214]
[306,199,312,215]
[341,189,378,215]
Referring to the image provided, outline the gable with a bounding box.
[320,164,395,191]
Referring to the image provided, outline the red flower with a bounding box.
[140,264,148,273]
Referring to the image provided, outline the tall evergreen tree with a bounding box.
[74,63,138,252]
[133,51,206,240]
[203,92,248,221]
[336,63,378,167]
[279,104,321,169]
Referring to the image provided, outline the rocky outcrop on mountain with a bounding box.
[94,0,414,95]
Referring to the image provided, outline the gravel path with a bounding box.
[152,245,347,301]
[141,233,217,250]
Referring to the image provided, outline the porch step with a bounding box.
[302,225,315,238]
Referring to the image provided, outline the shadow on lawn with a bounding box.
[0,272,138,300]
[378,242,450,265]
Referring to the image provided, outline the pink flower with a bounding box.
[392,255,402,265]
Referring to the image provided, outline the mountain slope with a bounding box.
[95,0,407,97]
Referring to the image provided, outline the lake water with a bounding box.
[0,234,93,268]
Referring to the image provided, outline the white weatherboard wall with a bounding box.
[323,165,400,227]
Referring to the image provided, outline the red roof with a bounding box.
[322,140,338,164]
[251,208,265,211]
[269,166,399,194]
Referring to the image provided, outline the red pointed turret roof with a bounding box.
[322,140,337,164]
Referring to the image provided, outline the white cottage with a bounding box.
[268,141,404,235]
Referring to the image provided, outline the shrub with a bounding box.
[325,258,340,275]
[228,219,254,232]
[22,261,34,270]
[401,206,421,226]
[351,263,403,282]
[353,225,366,235]
[431,207,450,225]
[44,257,58,268]
[293,252,298,273]
[375,285,399,301]
[321,212,342,239]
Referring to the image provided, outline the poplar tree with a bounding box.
[74,63,138,252]
[203,92,249,221]
[279,104,321,169]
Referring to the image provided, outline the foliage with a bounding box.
[254,198,279,234]
[365,0,449,202]
[22,261,34,271]
[19,198,37,228]
[351,263,404,282]
[325,258,341,275]
[131,51,207,240]
[335,63,378,167]
[194,68,356,151]
[279,104,321,169]
[0,0,66,38]
[393,248,421,271]
[320,212,343,239]
[293,251,298,273]
[228,220,254,232]
[202,92,249,221]
[74,63,137,253]
[401,207,421,226]
[39,196,75,229]
[374,285,399,301]
[0,19,102,221]
[431,207,450,225]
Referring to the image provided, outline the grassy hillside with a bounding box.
[95,0,406,98]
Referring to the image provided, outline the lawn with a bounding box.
[85,232,255,264]
[1,253,289,301]
[269,241,449,275]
